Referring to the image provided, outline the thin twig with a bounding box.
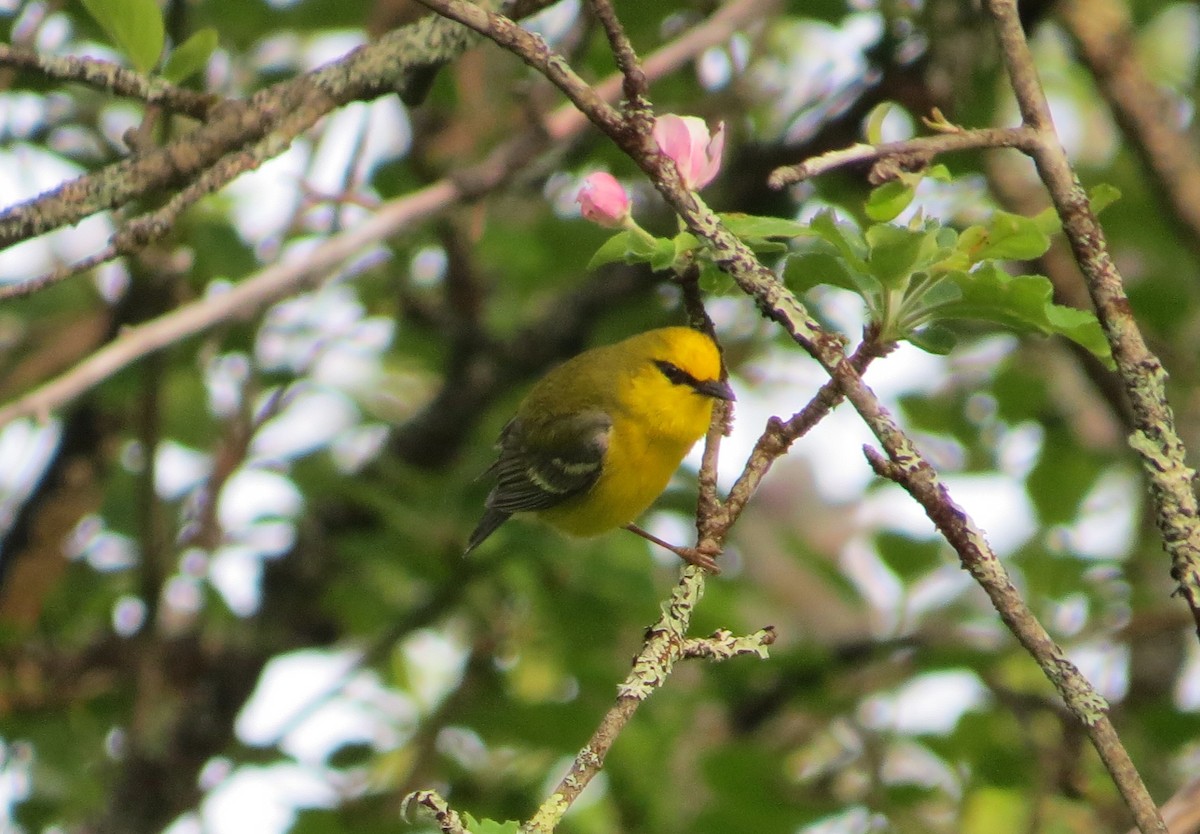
[0,245,118,301]
[0,44,218,118]
[767,126,1036,188]
[0,1,550,258]
[588,0,649,108]
[722,334,888,523]
[862,443,1162,834]
[522,564,760,834]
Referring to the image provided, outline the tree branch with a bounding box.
[0,43,218,118]
[768,126,1035,188]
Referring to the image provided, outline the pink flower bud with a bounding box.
[576,172,631,227]
[652,115,725,191]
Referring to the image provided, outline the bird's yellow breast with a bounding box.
[537,384,716,536]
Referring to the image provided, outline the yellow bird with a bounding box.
[466,327,735,570]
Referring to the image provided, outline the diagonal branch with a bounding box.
[768,126,1036,187]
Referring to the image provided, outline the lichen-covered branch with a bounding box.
[768,126,1035,188]
[0,43,218,118]
[524,565,772,834]
[987,0,1200,644]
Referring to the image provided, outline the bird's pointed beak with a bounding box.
[695,378,736,402]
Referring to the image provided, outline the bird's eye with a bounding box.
[654,360,693,386]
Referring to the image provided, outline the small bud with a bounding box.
[576,172,631,227]
[652,114,725,191]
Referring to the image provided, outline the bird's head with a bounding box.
[622,327,734,438]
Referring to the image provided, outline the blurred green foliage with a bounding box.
[0,1,1197,833]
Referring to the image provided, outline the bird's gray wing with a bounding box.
[485,410,612,513]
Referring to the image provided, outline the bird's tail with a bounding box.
[465,509,511,555]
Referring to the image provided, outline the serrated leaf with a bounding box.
[865,181,915,222]
[784,250,877,295]
[161,28,218,83]
[934,264,1113,365]
[973,210,1051,261]
[864,224,928,288]
[81,0,165,73]
[809,211,869,273]
[718,213,808,240]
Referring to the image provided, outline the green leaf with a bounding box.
[81,0,165,73]
[718,213,808,240]
[906,324,957,354]
[585,230,659,269]
[461,814,521,834]
[918,278,963,308]
[648,236,678,271]
[927,163,952,182]
[587,231,635,269]
[1026,427,1105,525]
[673,231,701,258]
[972,210,1051,262]
[875,531,943,579]
[865,180,915,222]
[864,101,893,145]
[1089,183,1121,215]
[935,264,1113,365]
[161,27,218,83]
[697,261,734,294]
[864,224,928,288]
[783,250,877,296]
[962,787,1030,834]
[809,210,869,274]
[1031,207,1061,236]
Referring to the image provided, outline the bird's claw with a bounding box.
[624,523,723,574]
[672,542,722,574]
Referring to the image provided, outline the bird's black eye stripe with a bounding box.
[654,359,696,387]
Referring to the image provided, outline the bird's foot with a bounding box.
[624,524,722,574]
